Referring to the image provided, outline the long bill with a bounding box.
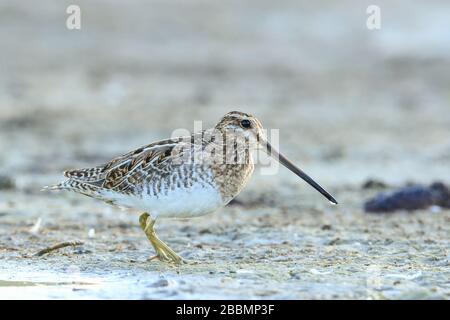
[263,140,338,205]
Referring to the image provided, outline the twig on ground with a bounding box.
[34,241,84,257]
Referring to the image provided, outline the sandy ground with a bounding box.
[0,1,449,299]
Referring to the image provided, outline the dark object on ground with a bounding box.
[0,175,15,190]
[228,194,278,208]
[364,182,450,213]
[362,179,388,189]
[228,198,243,206]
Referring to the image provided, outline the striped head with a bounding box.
[214,111,266,148]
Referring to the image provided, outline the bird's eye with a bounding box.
[240,119,251,128]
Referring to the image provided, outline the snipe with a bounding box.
[45,111,337,264]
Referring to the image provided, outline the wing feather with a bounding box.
[57,132,208,197]
[63,137,186,193]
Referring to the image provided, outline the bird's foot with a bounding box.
[148,252,187,265]
[147,243,187,265]
[139,212,187,265]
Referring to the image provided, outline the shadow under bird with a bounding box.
[45,111,337,264]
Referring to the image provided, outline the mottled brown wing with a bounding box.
[101,132,210,194]
[63,166,106,182]
[64,138,184,192]
[64,131,212,195]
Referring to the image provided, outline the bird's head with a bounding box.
[215,111,266,147]
[213,110,338,205]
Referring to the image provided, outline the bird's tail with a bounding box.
[41,180,72,192]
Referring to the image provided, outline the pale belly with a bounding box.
[103,183,225,219]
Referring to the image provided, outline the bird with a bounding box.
[45,111,337,264]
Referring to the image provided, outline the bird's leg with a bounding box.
[138,213,185,265]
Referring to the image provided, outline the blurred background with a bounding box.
[0,0,449,299]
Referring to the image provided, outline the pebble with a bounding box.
[88,228,96,238]
[0,175,15,190]
[149,279,170,287]
[362,179,388,189]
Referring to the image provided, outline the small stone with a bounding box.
[73,248,92,254]
[0,175,15,190]
[149,279,170,287]
[199,228,212,234]
[362,179,388,189]
[88,228,96,238]
[328,238,340,245]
